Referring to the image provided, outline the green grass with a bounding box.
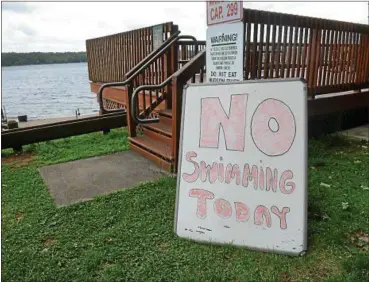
[1,128,129,166]
[2,130,369,282]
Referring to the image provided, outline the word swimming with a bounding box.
[189,189,290,229]
[182,151,295,194]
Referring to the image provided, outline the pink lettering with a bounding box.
[218,162,224,183]
[266,167,278,192]
[259,166,264,190]
[251,98,296,157]
[182,151,200,183]
[254,205,272,227]
[271,206,290,229]
[214,198,232,218]
[235,202,250,222]
[279,170,295,194]
[200,161,218,183]
[242,164,258,188]
[199,94,248,151]
[189,189,214,218]
[225,164,241,185]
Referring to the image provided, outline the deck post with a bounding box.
[166,43,178,110]
[171,76,183,173]
[126,83,137,137]
[307,28,320,98]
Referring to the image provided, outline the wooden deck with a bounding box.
[90,82,167,111]
[86,9,369,173]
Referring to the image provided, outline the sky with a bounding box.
[1,1,368,53]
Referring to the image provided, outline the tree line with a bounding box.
[2,52,87,66]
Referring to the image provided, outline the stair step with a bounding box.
[143,127,172,147]
[129,136,173,161]
[159,114,172,125]
[129,142,172,172]
[158,109,172,118]
[144,121,172,137]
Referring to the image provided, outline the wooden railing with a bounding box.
[171,50,206,167]
[86,22,177,83]
[177,41,206,69]
[243,8,369,97]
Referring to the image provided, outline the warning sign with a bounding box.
[206,21,244,83]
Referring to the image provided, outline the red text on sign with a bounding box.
[182,151,296,195]
[188,188,291,229]
[226,2,238,17]
[210,6,223,21]
[199,95,296,157]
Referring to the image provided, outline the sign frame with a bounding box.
[174,78,308,256]
[206,1,243,26]
[152,24,164,50]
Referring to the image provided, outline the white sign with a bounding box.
[206,21,244,83]
[152,24,163,50]
[174,79,308,256]
[207,1,243,26]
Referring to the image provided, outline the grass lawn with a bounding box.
[2,128,369,282]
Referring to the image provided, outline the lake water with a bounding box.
[2,63,99,120]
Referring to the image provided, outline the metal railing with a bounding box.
[97,31,181,114]
[131,44,201,125]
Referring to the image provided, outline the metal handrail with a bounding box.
[131,76,172,124]
[131,35,199,124]
[97,31,181,114]
[125,30,180,78]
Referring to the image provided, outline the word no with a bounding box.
[199,94,296,156]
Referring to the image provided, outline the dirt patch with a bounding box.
[2,151,34,167]
[341,143,369,155]
[43,237,57,247]
[278,272,292,282]
[157,242,169,252]
[348,231,369,252]
[102,262,115,269]
[15,212,24,223]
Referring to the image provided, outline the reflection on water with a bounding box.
[2,62,99,120]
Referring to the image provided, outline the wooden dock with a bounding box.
[2,112,127,151]
[16,114,98,128]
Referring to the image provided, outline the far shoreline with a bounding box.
[2,61,87,68]
[2,51,87,67]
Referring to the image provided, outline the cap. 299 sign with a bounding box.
[207,1,243,26]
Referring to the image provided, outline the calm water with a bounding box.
[2,63,99,120]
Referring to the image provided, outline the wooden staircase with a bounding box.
[128,109,174,172]
[90,32,205,173]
